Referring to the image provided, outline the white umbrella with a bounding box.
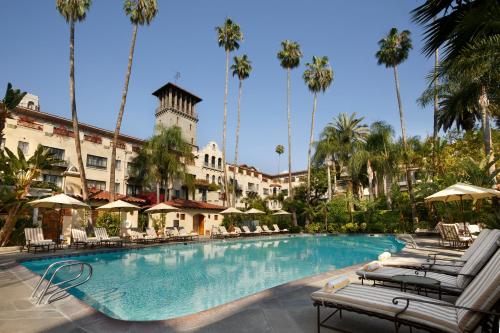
[245,208,265,215]
[220,207,243,215]
[425,182,500,202]
[96,200,140,212]
[29,194,90,243]
[272,210,291,216]
[144,203,179,213]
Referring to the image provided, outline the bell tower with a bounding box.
[152,82,202,146]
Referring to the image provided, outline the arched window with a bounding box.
[27,101,35,110]
[204,154,209,166]
[212,175,216,184]
[218,176,222,184]
[217,158,222,169]
[211,156,215,167]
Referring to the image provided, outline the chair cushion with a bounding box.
[311,284,459,333]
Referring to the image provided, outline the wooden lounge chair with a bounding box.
[312,249,500,333]
[273,224,288,233]
[71,228,101,248]
[219,226,238,238]
[383,229,498,275]
[356,233,499,295]
[94,227,123,247]
[258,225,273,235]
[24,228,56,253]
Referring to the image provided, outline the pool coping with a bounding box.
[7,233,408,331]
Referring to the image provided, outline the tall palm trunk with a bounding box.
[383,173,391,209]
[232,80,242,207]
[479,86,495,176]
[392,65,417,224]
[367,159,373,201]
[432,46,439,175]
[0,204,21,246]
[69,21,88,201]
[286,68,293,199]
[156,181,160,204]
[332,160,337,195]
[326,161,332,201]
[110,24,138,202]
[222,50,230,207]
[306,93,317,201]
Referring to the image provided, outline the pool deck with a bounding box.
[0,235,463,333]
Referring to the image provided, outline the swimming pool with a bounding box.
[22,234,405,321]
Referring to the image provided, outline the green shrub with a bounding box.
[289,225,302,233]
[305,222,322,233]
[0,217,35,246]
[95,212,121,236]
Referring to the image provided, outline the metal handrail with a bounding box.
[31,260,92,305]
[397,233,418,249]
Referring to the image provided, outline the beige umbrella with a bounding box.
[272,210,291,216]
[245,208,265,215]
[144,202,179,213]
[96,200,140,212]
[220,207,243,214]
[29,194,90,243]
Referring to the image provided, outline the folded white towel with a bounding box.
[323,275,350,293]
[378,252,391,261]
[363,261,382,272]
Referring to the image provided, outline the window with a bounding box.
[217,158,222,169]
[263,188,269,195]
[211,156,215,168]
[43,146,65,160]
[212,175,216,184]
[218,176,222,184]
[115,160,121,170]
[180,214,185,220]
[87,179,106,190]
[189,124,192,130]
[127,184,141,196]
[86,154,107,169]
[214,215,218,221]
[204,154,209,166]
[27,101,35,109]
[206,174,209,181]
[173,220,179,228]
[18,141,29,155]
[127,162,133,175]
[43,174,63,188]
[114,183,120,194]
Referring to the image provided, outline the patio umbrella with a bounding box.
[96,200,140,231]
[245,208,265,214]
[145,203,179,231]
[29,194,90,243]
[272,210,291,215]
[220,207,243,214]
[425,182,500,232]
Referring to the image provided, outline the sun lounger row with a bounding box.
[213,224,288,238]
[312,228,500,333]
[71,228,123,248]
[130,227,199,243]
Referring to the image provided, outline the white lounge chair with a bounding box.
[24,228,55,253]
[71,228,101,248]
[130,230,156,243]
[219,226,238,238]
[442,223,473,247]
[259,225,274,235]
[146,227,169,242]
[273,224,288,233]
[237,226,252,236]
[94,227,123,247]
[312,249,500,333]
[178,227,199,240]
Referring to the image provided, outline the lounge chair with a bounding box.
[130,230,156,243]
[259,225,274,235]
[219,226,238,238]
[146,227,169,242]
[178,227,199,240]
[242,225,259,236]
[71,228,101,248]
[356,231,499,295]
[94,227,123,247]
[273,224,288,233]
[312,248,500,333]
[383,229,498,275]
[236,226,251,236]
[262,225,278,234]
[442,223,473,248]
[24,228,56,253]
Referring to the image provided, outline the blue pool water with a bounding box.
[22,235,404,321]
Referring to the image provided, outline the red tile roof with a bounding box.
[162,198,225,210]
[85,188,147,204]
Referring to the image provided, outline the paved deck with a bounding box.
[0,236,463,333]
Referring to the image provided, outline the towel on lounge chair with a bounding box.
[378,252,391,261]
[323,276,350,293]
[363,261,382,272]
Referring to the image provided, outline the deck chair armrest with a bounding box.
[420,263,463,271]
[426,253,466,264]
[392,297,500,317]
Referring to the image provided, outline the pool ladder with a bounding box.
[31,260,93,305]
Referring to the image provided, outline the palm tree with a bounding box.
[0,146,59,246]
[215,18,243,206]
[376,27,418,224]
[303,56,334,199]
[1,83,26,140]
[275,144,284,175]
[314,129,339,201]
[110,0,158,202]
[277,40,303,198]
[129,125,193,203]
[56,0,91,201]
[230,54,252,207]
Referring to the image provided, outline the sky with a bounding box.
[0,0,435,175]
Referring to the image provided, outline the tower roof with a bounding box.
[152,82,202,103]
